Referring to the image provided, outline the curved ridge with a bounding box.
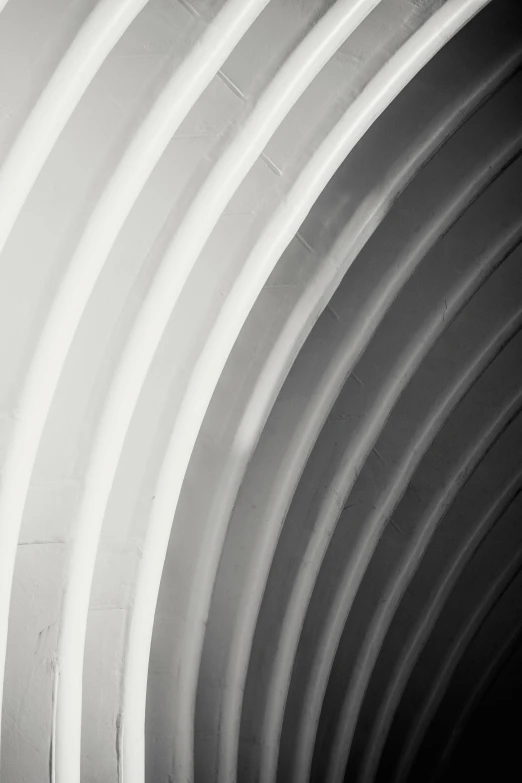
[98,1,390,778]
[0,0,270,778]
[256,123,522,783]
[326,361,522,783]
[395,531,522,783]
[432,615,522,782]
[361,464,522,783]
[2,2,520,782]
[278,213,522,783]
[126,6,490,783]
[151,34,522,783]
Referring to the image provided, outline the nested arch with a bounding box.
[0,2,520,783]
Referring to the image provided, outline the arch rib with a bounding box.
[0,0,272,778]
[326,348,522,783]
[0,0,151,259]
[43,2,391,780]
[153,44,522,783]
[359,464,522,783]
[122,4,493,782]
[432,617,522,782]
[395,534,522,783]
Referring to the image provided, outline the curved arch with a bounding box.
[147,37,522,783]
[2,3,518,782]
[55,0,387,776]
[432,616,522,782]
[172,47,522,783]
[255,120,522,783]
[0,0,271,778]
[360,465,522,783]
[0,0,153,748]
[121,6,492,782]
[270,205,522,783]
[395,537,522,783]
[326,370,522,783]
[0,0,151,257]
[34,2,390,780]
[193,49,522,781]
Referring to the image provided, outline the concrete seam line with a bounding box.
[432,616,522,782]
[0,0,271,779]
[361,462,522,783]
[325,328,522,783]
[260,135,522,783]
[158,46,521,783]
[0,0,150,260]
[396,533,522,783]
[121,3,493,783]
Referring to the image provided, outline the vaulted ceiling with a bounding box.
[0,0,521,781]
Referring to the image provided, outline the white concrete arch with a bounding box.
[344,350,522,782]
[2,2,521,782]
[191,7,492,774]
[56,2,386,780]
[363,394,522,783]
[266,202,522,783]
[0,4,270,778]
[359,463,522,783]
[129,7,490,783]
[246,99,522,783]
[0,0,152,257]
[395,519,522,782]
[151,30,522,783]
[326,345,522,783]
[47,2,389,779]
